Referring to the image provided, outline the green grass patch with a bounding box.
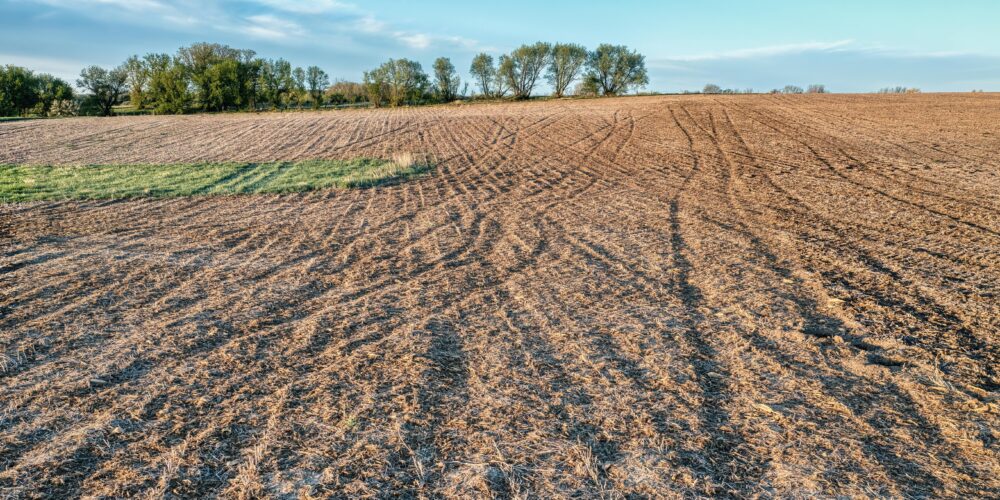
[0,158,430,202]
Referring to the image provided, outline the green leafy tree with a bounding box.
[367,59,429,107]
[290,67,306,108]
[433,57,460,102]
[258,58,294,109]
[306,66,329,109]
[574,76,600,96]
[500,42,552,99]
[495,56,512,98]
[0,65,40,116]
[124,55,150,108]
[469,53,496,98]
[326,80,366,105]
[36,74,74,114]
[237,56,262,110]
[204,59,241,111]
[178,42,239,109]
[363,66,389,107]
[145,53,191,114]
[585,44,648,96]
[547,43,587,97]
[77,64,129,116]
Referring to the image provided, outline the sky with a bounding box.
[2,0,999,93]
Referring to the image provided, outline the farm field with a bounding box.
[1,94,999,497]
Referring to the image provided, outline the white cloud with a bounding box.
[244,14,305,40]
[667,40,855,62]
[394,32,432,50]
[252,0,355,14]
[354,14,386,34]
[19,0,485,54]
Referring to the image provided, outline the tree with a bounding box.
[574,76,600,96]
[36,74,73,114]
[326,80,367,105]
[291,67,306,108]
[783,85,804,94]
[495,56,512,98]
[204,59,241,111]
[258,58,294,109]
[124,55,149,108]
[500,42,551,99]
[585,44,648,96]
[547,43,587,97]
[366,59,428,107]
[703,83,722,94]
[236,54,261,110]
[0,65,40,116]
[306,66,329,109]
[144,53,191,114]
[363,67,389,107]
[433,57,460,102]
[469,53,496,97]
[178,42,240,109]
[806,84,827,94]
[77,64,129,116]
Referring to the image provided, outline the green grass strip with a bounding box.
[0,159,431,202]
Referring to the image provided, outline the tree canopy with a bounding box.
[585,44,649,96]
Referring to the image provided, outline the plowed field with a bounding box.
[2,94,999,498]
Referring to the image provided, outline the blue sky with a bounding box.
[2,0,999,92]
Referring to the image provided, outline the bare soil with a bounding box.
[1,94,999,498]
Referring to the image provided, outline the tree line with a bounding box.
[2,40,649,116]
[361,42,648,107]
[0,65,75,117]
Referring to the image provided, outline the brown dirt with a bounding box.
[2,94,999,498]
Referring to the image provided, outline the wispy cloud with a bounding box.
[244,14,306,40]
[252,0,355,15]
[23,0,483,52]
[666,39,855,62]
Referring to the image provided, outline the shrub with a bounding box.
[703,84,722,94]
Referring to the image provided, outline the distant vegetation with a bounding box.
[691,83,828,95]
[877,86,921,94]
[697,84,754,94]
[0,157,431,202]
[1,41,648,117]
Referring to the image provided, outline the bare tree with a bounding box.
[547,43,587,97]
[806,84,827,94]
[499,42,552,99]
[585,44,648,96]
[77,64,129,116]
[782,85,804,94]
